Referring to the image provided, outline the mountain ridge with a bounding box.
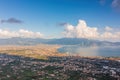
[0,37,119,46]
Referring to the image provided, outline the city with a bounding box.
[0,53,120,80]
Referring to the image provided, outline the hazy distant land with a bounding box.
[0,44,119,61]
[0,44,67,59]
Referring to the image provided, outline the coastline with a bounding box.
[0,44,119,61]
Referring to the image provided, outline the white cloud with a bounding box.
[63,20,99,39]
[63,24,75,38]
[63,20,120,42]
[0,29,43,38]
[105,26,113,31]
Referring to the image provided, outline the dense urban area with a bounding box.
[0,54,120,80]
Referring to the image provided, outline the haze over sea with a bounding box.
[58,46,120,57]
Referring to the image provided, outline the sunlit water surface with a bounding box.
[58,46,120,57]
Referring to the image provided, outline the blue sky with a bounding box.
[0,0,120,41]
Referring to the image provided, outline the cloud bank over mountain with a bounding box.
[63,20,120,42]
[0,29,43,38]
[0,19,119,42]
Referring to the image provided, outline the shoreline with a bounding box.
[0,44,119,61]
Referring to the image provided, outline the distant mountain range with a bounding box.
[0,37,120,47]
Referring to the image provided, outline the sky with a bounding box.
[0,0,120,41]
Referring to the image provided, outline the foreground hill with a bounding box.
[0,54,119,80]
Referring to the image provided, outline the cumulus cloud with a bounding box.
[63,20,120,42]
[63,20,99,39]
[0,29,43,38]
[0,18,23,24]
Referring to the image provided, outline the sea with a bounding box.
[58,45,120,57]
